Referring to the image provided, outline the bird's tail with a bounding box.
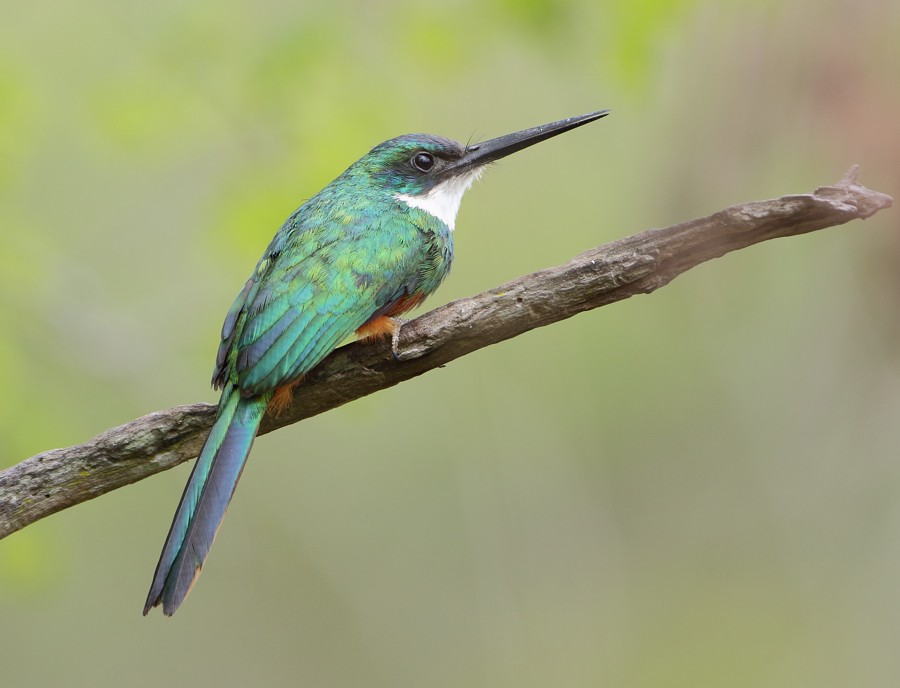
[143,388,268,616]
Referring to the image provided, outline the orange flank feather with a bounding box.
[355,315,400,342]
[386,292,426,317]
[268,377,303,416]
[356,292,425,343]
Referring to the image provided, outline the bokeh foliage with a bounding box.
[2,1,899,686]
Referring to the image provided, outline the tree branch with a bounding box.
[0,167,891,539]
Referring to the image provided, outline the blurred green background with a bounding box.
[2,0,899,686]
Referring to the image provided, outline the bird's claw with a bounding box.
[390,317,409,361]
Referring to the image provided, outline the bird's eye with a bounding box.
[411,152,435,172]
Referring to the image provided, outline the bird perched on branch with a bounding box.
[143,109,610,616]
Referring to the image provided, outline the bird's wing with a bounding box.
[212,276,260,390]
[217,217,427,396]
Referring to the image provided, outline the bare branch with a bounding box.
[0,167,891,539]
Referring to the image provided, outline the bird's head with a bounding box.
[341,110,610,230]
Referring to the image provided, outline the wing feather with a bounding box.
[217,213,438,397]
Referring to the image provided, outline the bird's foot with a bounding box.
[389,317,409,361]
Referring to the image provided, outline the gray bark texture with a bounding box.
[0,167,892,539]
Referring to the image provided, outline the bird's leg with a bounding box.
[388,317,408,361]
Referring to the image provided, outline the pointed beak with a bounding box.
[445,109,610,177]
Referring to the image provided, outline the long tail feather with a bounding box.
[143,390,268,615]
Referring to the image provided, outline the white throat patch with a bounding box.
[394,168,484,231]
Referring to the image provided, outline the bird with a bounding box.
[143,109,610,616]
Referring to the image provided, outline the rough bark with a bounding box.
[0,167,891,539]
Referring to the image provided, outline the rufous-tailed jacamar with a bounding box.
[143,110,610,615]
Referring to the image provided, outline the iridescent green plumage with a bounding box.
[144,111,609,616]
[218,146,455,396]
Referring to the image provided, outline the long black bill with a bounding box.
[447,109,610,175]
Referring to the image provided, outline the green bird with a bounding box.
[143,109,610,616]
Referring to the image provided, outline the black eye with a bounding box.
[411,152,435,172]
